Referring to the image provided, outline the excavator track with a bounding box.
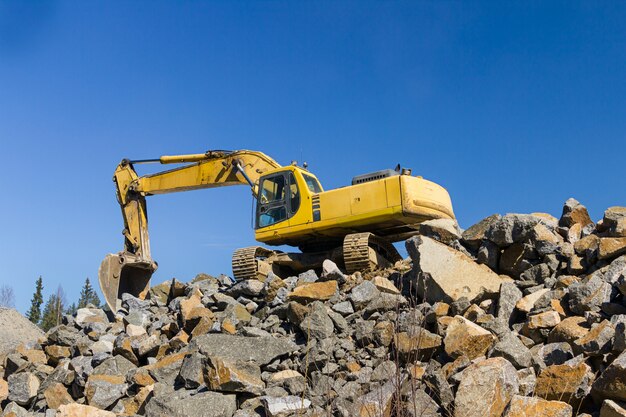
[343,232,402,274]
[232,246,275,281]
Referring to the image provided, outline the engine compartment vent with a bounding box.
[351,169,400,185]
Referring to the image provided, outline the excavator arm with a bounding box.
[99,150,281,311]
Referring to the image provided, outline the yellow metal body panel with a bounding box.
[254,173,454,248]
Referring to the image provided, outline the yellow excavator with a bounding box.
[99,149,454,310]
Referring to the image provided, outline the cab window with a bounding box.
[257,173,300,228]
[302,173,322,193]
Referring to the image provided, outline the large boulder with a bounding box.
[190,334,297,365]
[454,357,519,417]
[406,236,512,304]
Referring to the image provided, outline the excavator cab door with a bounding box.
[256,172,300,229]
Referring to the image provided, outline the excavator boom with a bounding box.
[99,150,281,311]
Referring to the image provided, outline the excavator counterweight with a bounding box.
[99,149,454,311]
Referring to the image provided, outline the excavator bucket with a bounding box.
[98,253,156,312]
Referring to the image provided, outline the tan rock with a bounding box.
[574,235,601,256]
[373,321,395,347]
[221,319,237,334]
[603,206,626,237]
[372,276,400,294]
[560,198,593,228]
[0,378,8,402]
[45,345,71,365]
[269,370,304,383]
[574,320,615,355]
[19,348,47,364]
[190,316,214,337]
[57,403,116,417]
[433,302,450,317]
[180,292,203,323]
[205,356,265,394]
[444,315,496,360]
[549,316,590,344]
[346,361,361,373]
[408,363,426,380]
[43,382,74,409]
[288,280,338,303]
[527,311,561,329]
[454,357,519,417]
[535,362,594,408]
[117,384,153,416]
[516,289,550,313]
[406,236,512,303]
[394,328,442,362]
[126,324,146,337]
[129,369,155,387]
[505,395,572,417]
[264,276,287,301]
[463,304,486,321]
[355,379,395,417]
[599,237,626,260]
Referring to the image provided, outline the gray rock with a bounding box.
[1,402,30,417]
[191,334,297,365]
[370,360,396,382]
[179,352,205,389]
[297,270,318,284]
[92,354,136,377]
[7,372,39,406]
[490,333,533,369]
[568,273,612,314]
[299,302,334,341]
[476,240,500,270]
[485,214,540,247]
[327,309,349,334]
[331,301,354,316]
[75,308,109,328]
[423,362,454,411]
[321,259,346,284]
[145,390,237,417]
[536,343,574,367]
[403,388,440,417]
[354,320,376,347]
[349,280,381,308]
[226,279,265,298]
[497,282,522,324]
[612,315,626,352]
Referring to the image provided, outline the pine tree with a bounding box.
[65,303,77,316]
[78,277,100,308]
[40,286,66,331]
[26,276,44,324]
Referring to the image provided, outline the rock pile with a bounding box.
[2,198,626,417]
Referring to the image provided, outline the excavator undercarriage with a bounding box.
[231,232,402,281]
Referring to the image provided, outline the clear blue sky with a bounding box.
[1,2,625,313]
